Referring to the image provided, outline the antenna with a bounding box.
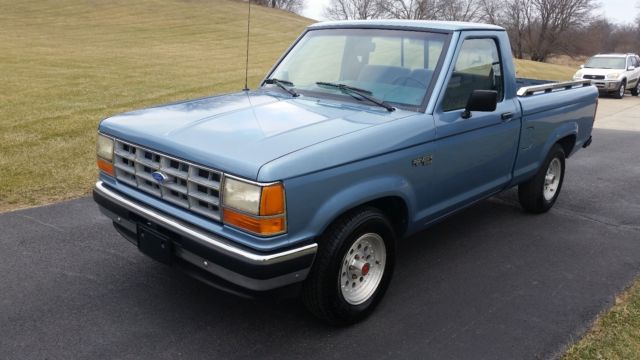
[242,0,251,91]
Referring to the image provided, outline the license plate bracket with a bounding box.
[137,224,172,265]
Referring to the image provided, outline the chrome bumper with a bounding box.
[93,181,317,292]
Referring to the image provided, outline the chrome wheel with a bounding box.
[339,233,386,305]
[543,158,562,201]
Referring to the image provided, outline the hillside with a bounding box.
[0,0,311,210]
[0,0,577,211]
[514,59,576,81]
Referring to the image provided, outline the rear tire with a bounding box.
[614,80,626,99]
[631,81,639,96]
[302,207,395,325]
[518,144,566,214]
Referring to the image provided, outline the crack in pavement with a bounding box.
[15,214,65,232]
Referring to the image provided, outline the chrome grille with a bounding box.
[113,140,222,220]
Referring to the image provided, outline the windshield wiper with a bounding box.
[264,78,299,97]
[316,81,395,112]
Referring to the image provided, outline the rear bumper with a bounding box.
[93,181,317,293]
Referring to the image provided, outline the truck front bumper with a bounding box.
[93,181,317,295]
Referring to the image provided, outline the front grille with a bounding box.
[584,75,605,80]
[113,140,222,220]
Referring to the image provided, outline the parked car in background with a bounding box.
[573,53,640,99]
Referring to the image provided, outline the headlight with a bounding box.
[223,177,261,214]
[96,133,114,176]
[606,73,621,79]
[222,176,286,236]
[573,70,583,79]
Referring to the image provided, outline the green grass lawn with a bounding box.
[564,279,640,359]
[514,58,577,81]
[0,0,310,211]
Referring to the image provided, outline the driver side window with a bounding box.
[442,38,503,112]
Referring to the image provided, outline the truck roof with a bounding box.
[309,19,505,32]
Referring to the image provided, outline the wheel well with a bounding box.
[557,135,576,158]
[364,196,409,238]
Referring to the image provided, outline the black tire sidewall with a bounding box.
[538,145,566,210]
[303,208,396,324]
[616,81,626,99]
[518,144,566,213]
[330,216,395,317]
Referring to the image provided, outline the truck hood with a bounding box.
[99,90,409,180]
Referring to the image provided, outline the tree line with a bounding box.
[253,0,640,62]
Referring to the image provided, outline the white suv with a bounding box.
[573,53,640,99]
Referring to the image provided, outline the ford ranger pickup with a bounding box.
[93,20,598,324]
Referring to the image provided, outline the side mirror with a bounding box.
[580,64,585,69]
[461,90,498,119]
[628,66,636,71]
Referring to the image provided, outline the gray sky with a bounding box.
[302,0,638,24]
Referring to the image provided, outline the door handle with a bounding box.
[501,112,514,122]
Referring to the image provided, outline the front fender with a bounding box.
[311,175,416,235]
[286,174,417,242]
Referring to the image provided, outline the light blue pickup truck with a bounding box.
[93,20,598,324]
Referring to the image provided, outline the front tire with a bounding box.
[302,207,395,325]
[518,144,566,213]
[614,80,626,99]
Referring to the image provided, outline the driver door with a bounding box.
[429,36,520,218]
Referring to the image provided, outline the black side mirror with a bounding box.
[462,90,498,119]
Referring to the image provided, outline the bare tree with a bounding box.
[526,0,598,61]
[379,0,440,20]
[324,0,383,20]
[438,0,482,21]
[253,0,305,13]
[564,17,613,56]
[377,0,486,21]
[476,0,504,24]
[502,0,532,59]
[321,0,605,63]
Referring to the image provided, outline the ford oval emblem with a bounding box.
[151,171,168,184]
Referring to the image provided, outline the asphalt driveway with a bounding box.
[1,97,639,359]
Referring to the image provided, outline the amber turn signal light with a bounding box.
[223,208,286,236]
[260,183,285,216]
[97,158,114,176]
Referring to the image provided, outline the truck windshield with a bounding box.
[267,28,448,110]
[584,57,626,69]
